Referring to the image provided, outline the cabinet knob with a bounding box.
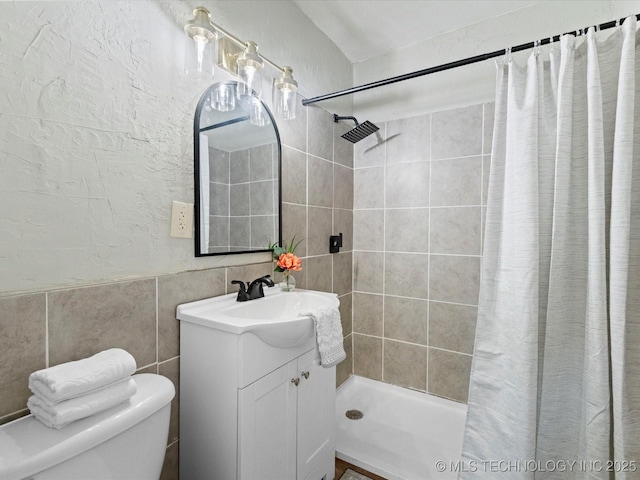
[301,371,310,379]
[291,377,300,386]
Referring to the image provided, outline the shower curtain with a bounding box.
[461,17,640,480]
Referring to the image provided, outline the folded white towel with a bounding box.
[27,378,137,429]
[29,348,137,403]
[302,306,346,368]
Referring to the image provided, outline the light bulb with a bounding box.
[195,37,207,72]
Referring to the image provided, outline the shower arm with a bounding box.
[333,114,360,127]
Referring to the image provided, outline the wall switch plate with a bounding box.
[170,201,193,238]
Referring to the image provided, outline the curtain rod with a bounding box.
[302,13,640,106]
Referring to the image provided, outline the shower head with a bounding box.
[334,114,379,143]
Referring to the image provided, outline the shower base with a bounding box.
[336,375,467,480]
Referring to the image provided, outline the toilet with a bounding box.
[0,373,175,480]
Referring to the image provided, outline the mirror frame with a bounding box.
[193,81,282,257]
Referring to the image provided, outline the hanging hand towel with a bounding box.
[301,306,346,367]
[27,377,137,429]
[29,348,137,403]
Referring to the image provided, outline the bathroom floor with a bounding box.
[336,458,387,480]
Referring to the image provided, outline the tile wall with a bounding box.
[0,98,354,479]
[351,102,494,403]
[208,144,279,252]
[0,265,263,479]
[278,99,355,386]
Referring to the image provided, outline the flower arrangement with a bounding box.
[270,237,302,291]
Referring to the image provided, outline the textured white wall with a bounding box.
[353,0,640,122]
[0,1,351,294]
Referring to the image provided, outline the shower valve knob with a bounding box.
[329,233,343,253]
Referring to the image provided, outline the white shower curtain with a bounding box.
[461,17,640,479]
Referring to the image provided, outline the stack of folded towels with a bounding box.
[27,348,137,429]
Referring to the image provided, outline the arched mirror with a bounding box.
[194,81,282,256]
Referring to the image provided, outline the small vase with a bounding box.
[280,271,296,292]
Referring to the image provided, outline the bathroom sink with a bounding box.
[176,288,339,348]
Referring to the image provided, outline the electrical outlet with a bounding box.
[170,201,193,238]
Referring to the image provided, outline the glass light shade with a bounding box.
[211,83,236,112]
[248,98,271,127]
[183,7,217,80]
[237,67,262,101]
[273,66,298,120]
[236,41,263,101]
[184,34,216,80]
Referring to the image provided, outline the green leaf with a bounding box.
[270,235,304,259]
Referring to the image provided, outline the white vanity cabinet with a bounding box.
[178,290,338,480]
[239,348,335,480]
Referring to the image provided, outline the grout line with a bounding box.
[155,277,159,365]
[349,291,479,308]
[430,154,484,162]
[351,332,472,357]
[137,362,159,372]
[381,120,387,382]
[428,205,483,210]
[281,144,307,156]
[306,152,334,164]
[423,298,479,308]
[351,249,481,258]
[330,154,335,295]
[427,113,432,392]
[429,346,474,357]
[353,204,484,210]
[45,292,49,368]
[304,107,310,289]
[351,152,483,170]
[158,355,180,365]
[305,205,334,211]
[351,129,360,376]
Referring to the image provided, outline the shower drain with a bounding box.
[345,409,364,420]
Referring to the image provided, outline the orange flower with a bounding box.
[277,252,302,271]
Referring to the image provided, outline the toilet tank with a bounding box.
[0,373,175,480]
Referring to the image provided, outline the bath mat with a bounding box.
[340,468,373,480]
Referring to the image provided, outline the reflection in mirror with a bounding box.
[194,81,282,256]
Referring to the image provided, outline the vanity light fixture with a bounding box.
[184,6,298,120]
